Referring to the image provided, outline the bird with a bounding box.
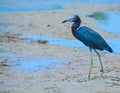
[62,15,113,79]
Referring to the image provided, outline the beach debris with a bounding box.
[47,24,50,27]
[0,59,10,67]
[37,40,48,44]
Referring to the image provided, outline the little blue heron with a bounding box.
[62,15,113,79]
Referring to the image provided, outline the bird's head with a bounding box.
[62,15,80,23]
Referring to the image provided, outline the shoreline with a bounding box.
[0,4,120,93]
[0,3,120,12]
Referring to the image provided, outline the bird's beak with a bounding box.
[62,16,74,24]
[62,20,67,23]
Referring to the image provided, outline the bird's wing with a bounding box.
[76,26,108,50]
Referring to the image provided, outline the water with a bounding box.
[20,35,84,48]
[13,35,120,71]
[12,58,62,71]
[98,12,120,34]
[0,52,63,71]
[1,35,120,71]
[0,25,5,31]
[0,0,120,12]
[87,12,120,34]
[1,1,120,71]
[106,38,120,53]
[20,35,120,53]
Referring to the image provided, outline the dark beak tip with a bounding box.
[62,20,67,24]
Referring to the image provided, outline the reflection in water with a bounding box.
[20,35,120,53]
[87,12,120,34]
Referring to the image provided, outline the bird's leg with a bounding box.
[88,48,93,80]
[94,49,104,72]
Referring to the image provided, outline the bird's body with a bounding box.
[72,26,113,52]
[62,15,113,79]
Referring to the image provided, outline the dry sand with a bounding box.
[0,4,120,93]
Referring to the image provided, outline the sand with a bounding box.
[0,4,120,93]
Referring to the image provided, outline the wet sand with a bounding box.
[0,4,120,93]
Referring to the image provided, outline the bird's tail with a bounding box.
[106,45,113,53]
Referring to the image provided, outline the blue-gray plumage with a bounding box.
[75,26,113,52]
[62,15,113,79]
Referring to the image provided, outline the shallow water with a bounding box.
[0,0,120,12]
[0,25,5,31]
[20,35,120,53]
[20,35,84,48]
[87,12,120,34]
[106,38,120,53]
[12,58,62,71]
[0,52,63,71]
[2,35,120,71]
[99,12,120,34]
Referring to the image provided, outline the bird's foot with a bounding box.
[100,69,104,77]
[87,74,91,81]
[100,69,104,72]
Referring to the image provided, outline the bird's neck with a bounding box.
[71,19,81,35]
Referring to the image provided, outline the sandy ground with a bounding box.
[0,4,120,93]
